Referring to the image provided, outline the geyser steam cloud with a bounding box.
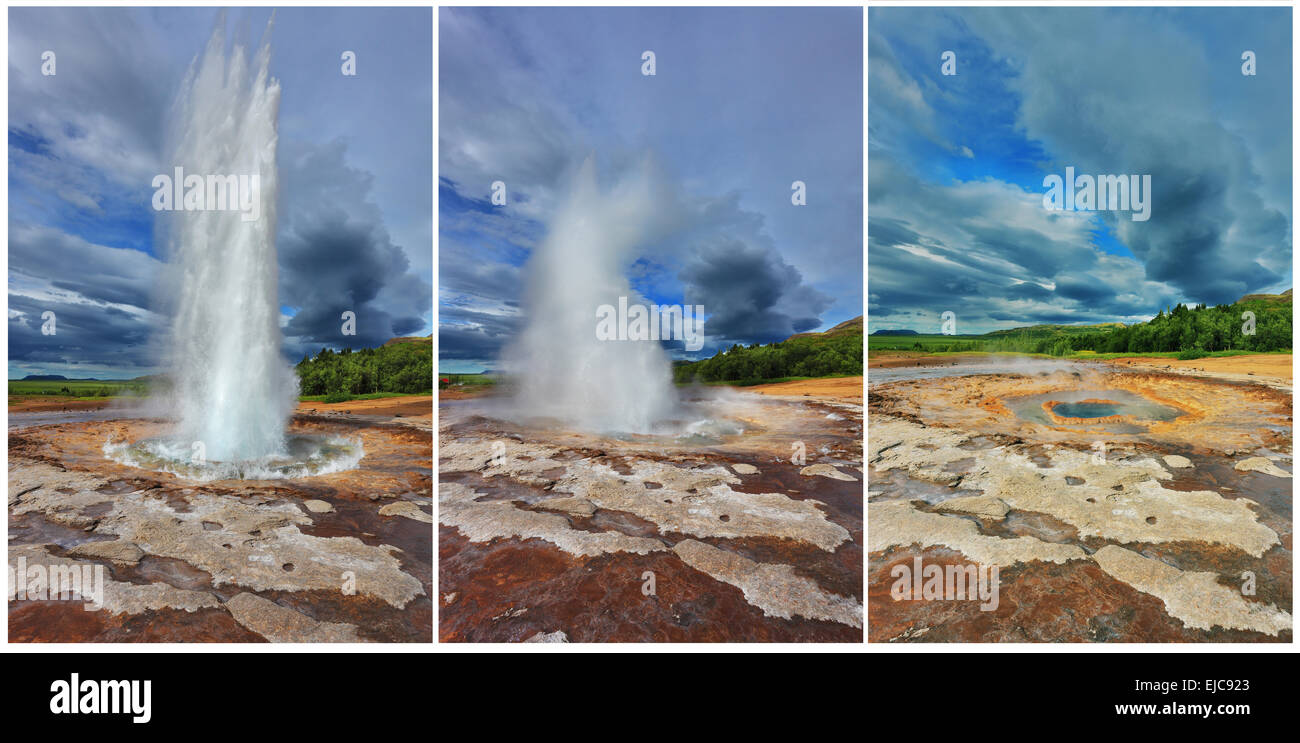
[157,17,296,461]
[503,158,677,433]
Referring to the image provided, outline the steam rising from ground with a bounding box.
[502,158,678,433]
[155,18,298,462]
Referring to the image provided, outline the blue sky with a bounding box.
[869,6,1292,334]
[438,7,863,373]
[8,7,432,379]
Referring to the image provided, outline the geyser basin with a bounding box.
[1006,388,1184,432]
[105,433,363,482]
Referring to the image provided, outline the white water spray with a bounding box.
[503,159,678,433]
[157,19,296,462]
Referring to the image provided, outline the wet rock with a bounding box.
[5,460,427,609]
[800,463,857,481]
[10,544,219,615]
[1233,457,1291,478]
[872,417,1279,558]
[536,497,596,517]
[303,499,335,513]
[378,500,433,523]
[870,501,1087,566]
[1162,455,1192,469]
[1092,545,1291,636]
[731,463,759,475]
[441,482,666,557]
[673,539,862,628]
[224,592,361,643]
[568,459,850,550]
[67,539,145,566]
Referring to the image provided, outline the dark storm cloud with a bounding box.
[277,140,433,355]
[679,239,832,345]
[8,294,153,375]
[436,305,521,362]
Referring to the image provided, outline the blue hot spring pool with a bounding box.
[1006,388,1185,433]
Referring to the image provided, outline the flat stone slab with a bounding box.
[1234,456,1291,478]
[524,631,569,643]
[67,539,145,566]
[935,495,1010,520]
[673,539,862,628]
[224,592,361,643]
[800,463,857,481]
[378,500,433,523]
[1092,545,1291,636]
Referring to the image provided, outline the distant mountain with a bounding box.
[791,315,863,340]
[870,328,918,336]
[22,374,68,381]
[983,322,1126,339]
[384,334,433,347]
[1237,289,1292,305]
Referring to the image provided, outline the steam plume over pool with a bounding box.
[502,158,678,434]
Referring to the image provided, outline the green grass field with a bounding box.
[298,390,431,403]
[867,345,1280,361]
[8,379,148,398]
[11,380,431,404]
[438,373,496,388]
[868,334,986,352]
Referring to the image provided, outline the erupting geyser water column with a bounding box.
[503,159,678,433]
[159,20,297,462]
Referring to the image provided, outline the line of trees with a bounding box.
[897,297,1290,359]
[673,328,863,383]
[296,340,432,397]
[1063,300,1289,356]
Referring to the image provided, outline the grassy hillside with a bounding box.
[673,316,863,384]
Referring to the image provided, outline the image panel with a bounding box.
[438,6,864,643]
[8,6,434,643]
[867,6,1292,642]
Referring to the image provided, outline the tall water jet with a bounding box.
[108,18,364,480]
[159,19,296,463]
[502,159,678,433]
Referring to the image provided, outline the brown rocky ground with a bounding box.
[868,364,1291,643]
[746,376,862,401]
[8,411,432,643]
[438,390,864,642]
[1102,353,1291,386]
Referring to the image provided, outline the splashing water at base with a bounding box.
[104,435,364,483]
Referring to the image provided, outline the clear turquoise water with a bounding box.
[1052,401,1125,418]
